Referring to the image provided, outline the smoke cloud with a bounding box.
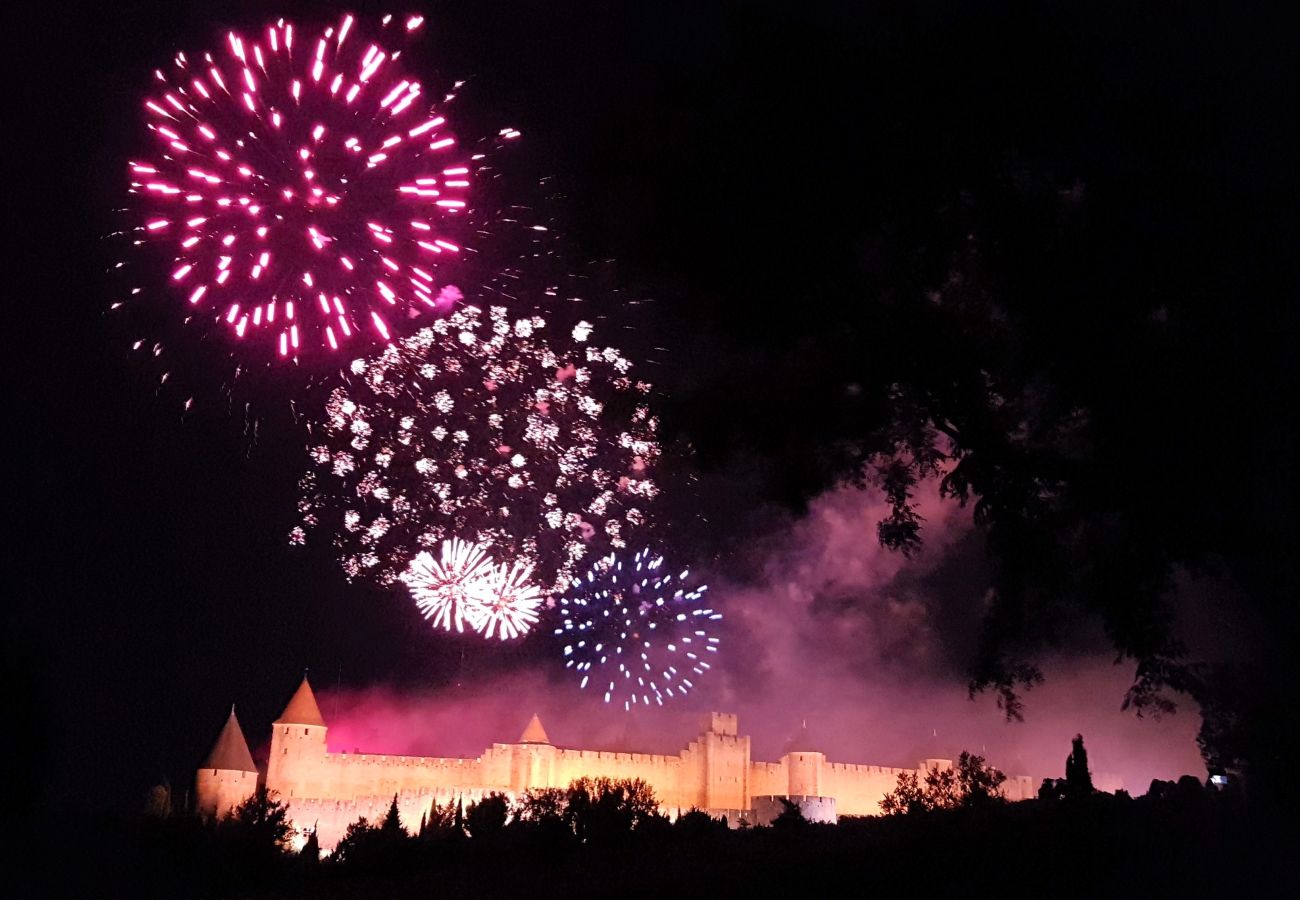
[322,480,1205,793]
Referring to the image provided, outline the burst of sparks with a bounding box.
[472,559,544,640]
[296,304,659,591]
[555,548,721,710]
[128,13,472,362]
[401,538,495,633]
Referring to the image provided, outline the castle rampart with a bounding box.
[199,677,1048,850]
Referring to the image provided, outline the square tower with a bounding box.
[701,712,738,736]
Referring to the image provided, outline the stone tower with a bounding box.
[266,675,328,802]
[783,720,825,797]
[698,712,749,810]
[195,707,258,818]
[509,714,556,792]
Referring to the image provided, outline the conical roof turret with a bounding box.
[518,713,550,744]
[274,675,326,727]
[782,718,821,755]
[204,707,257,773]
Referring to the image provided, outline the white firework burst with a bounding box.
[402,538,495,633]
[472,560,544,641]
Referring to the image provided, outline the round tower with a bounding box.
[782,720,825,797]
[196,706,259,818]
[266,675,328,801]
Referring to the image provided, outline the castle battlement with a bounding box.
[197,676,1038,850]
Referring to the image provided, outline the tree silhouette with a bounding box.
[380,794,405,834]
[882,754,1006,814]
[955,751,1007,807]
[564,777,664,843]
[517,787,568,825]
[331,810,416,870]
[506,787,570,847]
[1065,734,1094,798]
[881,771,927,815]
[300,826,319,865]
[419,798,458,841]
[202,787,295,885]
[222,787,292,851]
[330,817,375,866]
[923,765,960,810]
[674,808,725,837]
[772,797,808,831]
[1038,778,1065,802]
[465,793,510,840]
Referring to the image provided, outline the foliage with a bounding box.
[923,764,961,810]
[674,808,727,838]
[771,797,808,830]
[880,770,927,816]
[516,787,568,825]
[465,793,510,840]
[300,827,320,864]
[330,811,417,870]
[330,816,377,866]
[737,114,1294,763]
[1064,734,1094,798]
[881,753,1006,814]
[564,777,666,842]
[956,751,1008,807]
[419,798,461,840]
[222,787,293,851]
[49,752,1270,898]
[1040,735,1097,802]
[380,795,405,834]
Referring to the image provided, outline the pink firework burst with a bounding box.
[129,13,481,362]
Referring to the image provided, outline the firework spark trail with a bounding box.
[403,538,544,640]
[402,538,496,633]
[473,559,544,640]
[296,305,660,592]
[555,548,721,710]
[127,13,498,363]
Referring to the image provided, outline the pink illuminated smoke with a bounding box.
[129,14,472,361]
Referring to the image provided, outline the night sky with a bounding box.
[10,0,1297,819]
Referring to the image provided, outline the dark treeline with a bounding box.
[24,740,1289,898]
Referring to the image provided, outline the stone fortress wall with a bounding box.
[199,678,1039,850]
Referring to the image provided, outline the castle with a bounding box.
[198,676,1036,849]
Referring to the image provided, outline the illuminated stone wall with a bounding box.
[240,699,1042,850]
[751,794,837,825]
[195,767,258,819]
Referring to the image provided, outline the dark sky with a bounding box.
[10,0,1297,817]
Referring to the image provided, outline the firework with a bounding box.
[473,560,544,640]
[125,13,487,364]
[296,304,659,591]
[555,548,721,710]
[401,538,495,633]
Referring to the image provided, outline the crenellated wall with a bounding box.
[552,747,691,809]
[751,794,837,825]
[749,760,786,799]
[819,761,913,815]
[253,707,1046,849]
[287,784,500,851]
